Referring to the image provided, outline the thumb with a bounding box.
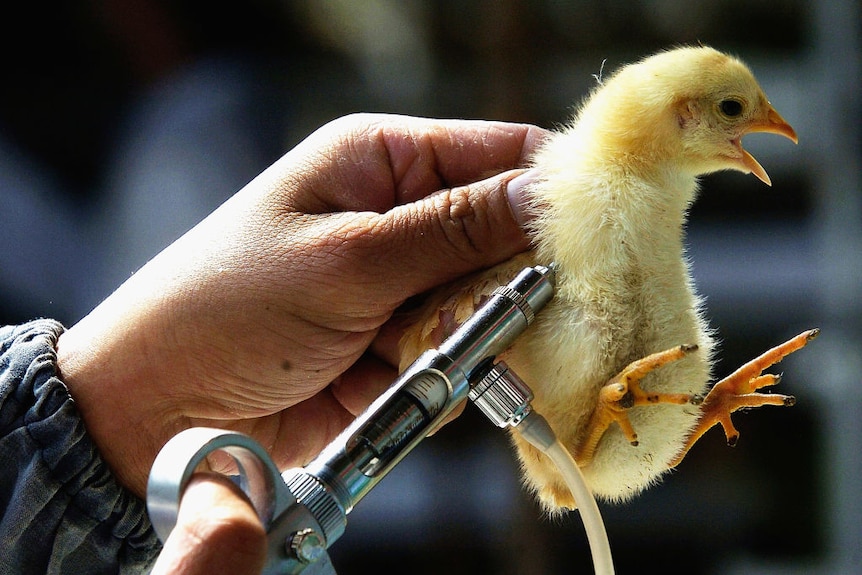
[362,167,538,298]
[151,474,267,575]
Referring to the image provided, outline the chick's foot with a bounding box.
[576,344,701,465]
[669,328,820,468]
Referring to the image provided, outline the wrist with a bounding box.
[56,315,184,499]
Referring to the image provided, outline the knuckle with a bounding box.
[435,186,492,260]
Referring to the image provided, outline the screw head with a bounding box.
[287,528,326,564]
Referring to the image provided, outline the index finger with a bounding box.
[372,114,548,202]
[278,113,549,213]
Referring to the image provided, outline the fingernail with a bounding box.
[506,168,540,227]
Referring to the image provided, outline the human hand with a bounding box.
[56,113,547,497]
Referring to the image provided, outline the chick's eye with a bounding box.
[719,99,744,117]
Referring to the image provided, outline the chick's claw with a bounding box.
[577,344,700,465]
[669,328,819,468]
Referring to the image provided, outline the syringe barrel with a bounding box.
[298,352,463,519]
[438,264,555,376]
[291,264,555,545]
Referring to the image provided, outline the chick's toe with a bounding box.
[669,328,819,468]
[576,344,700,466]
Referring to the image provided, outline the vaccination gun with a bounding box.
[146,264,555,574]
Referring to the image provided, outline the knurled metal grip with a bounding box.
[491,285,535,324]
[469,362,534,427]
[283,471,346,545]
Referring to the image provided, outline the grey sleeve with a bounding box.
[0,319,160,574]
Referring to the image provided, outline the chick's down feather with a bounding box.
[399,46,808,512]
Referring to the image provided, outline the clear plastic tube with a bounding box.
[517,412,615,575]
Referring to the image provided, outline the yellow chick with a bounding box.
[399,46,817,512]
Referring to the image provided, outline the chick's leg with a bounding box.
[668,328,819,468]
[576,344,702,465]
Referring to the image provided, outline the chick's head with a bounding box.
[580,45,798,186]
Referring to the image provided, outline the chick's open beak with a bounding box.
[739,105,798,186]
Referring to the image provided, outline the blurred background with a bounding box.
[1,1,859,573]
